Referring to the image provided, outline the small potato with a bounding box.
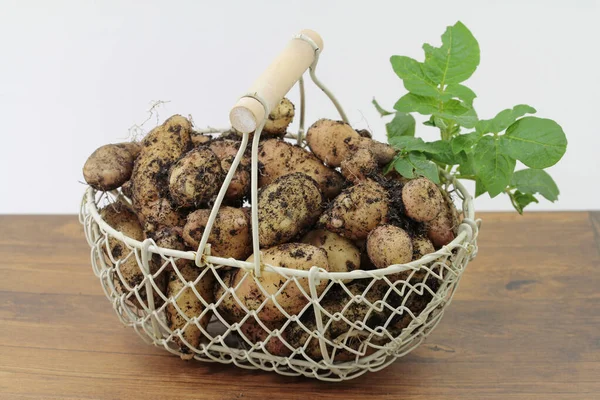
[83,143,139,191]
[258,139,344,199]
[367,225,413,269]
[183,207,251,260]
[190,131,212,147]
[238,317,291,356]
[427,193,459,248]
[142,198,187,233]
[306,119,363,167]
[262,97,295,137]
[218,243,329,322]
[340,147,378,183]
[319,180,389,240]
[150,226,190,272]
[402,177,443,222]
[412,236,435,260]
[258,172,323,248]
[166,264,215,359]
[301,229,360,280]
[131,115,193,232]
[100,203,163,306]
[208,139,251,201]
[121,179,133,198]
[169,147,224,208]
[116,142,142,159]
[362,139,396,166]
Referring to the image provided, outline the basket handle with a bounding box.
[229,29,323,133]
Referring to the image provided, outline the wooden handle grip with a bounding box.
[229,29,323,134]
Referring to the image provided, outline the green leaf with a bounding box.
[386,112,416,139]
[475,178,487,197]
[394,93,438,114]
[500,116,567,169]
[434,100,478,128]
[393,153,440,183]
[425,140,465,165]
[388,136,440,153]
[459,153,476,176]
[443,83,477,106]
[451,132,481,154]
[372,98,395,116]
[510,169,559,202]
[476,104,536,134]
[473,136,516,198]
[390,56,440,98]
[422,21,480,85]
[510,191,539,214]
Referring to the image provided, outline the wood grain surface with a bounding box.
[1,212,599,399]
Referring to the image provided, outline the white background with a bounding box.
[1,0,598,214]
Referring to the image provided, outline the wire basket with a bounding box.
[79,30,480,381]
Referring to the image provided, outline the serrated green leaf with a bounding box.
[459,152,476,176]
[500,117,567,169]
[394,93,438,114]
[475,178,487,197]
[422,21,480,85]
[392,153,440,183]
[451,132,481,154]
[388,136,447,154]
[476,104,536,134]
[510,169,559,202]
[511,191,539,214]
[443,83,477,106]
[473,136,516,198]
[407,152,441,183]
[390,56,440,98]
[386,112,416,139]
[435,100,478,128]
[372,98,395,116]
[393,157,416,178]
[425,140,465,165]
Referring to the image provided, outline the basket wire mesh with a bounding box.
[79,33,479,381]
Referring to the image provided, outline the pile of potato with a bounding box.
[84,98,459,360]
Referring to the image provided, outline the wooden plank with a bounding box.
[0,213,599,399]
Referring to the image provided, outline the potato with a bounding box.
[190,131,212,147]
[258,139,344,199]
[116,142,142,159]
[262,97,295,137]
[121,179,133,198]
[238,317,291,356]
[100,203,163,306]
[367,225,413,269]
[83,143,140,191]
[402,177,443,222]
[166,264,215,359]
[258,172,323,248]
[340,147,378,183]
[208,139,251,201]
[183,207,251,260]
[306,119,363,167]
[150,226,190,272]
[217,243,329,322]
[319,180,389,240]
[131,115,193,232]
[168,147,224,208]
[306,119,396,167]
[412,236,435,260]
[301,229,360,281]
[427,191,459,248]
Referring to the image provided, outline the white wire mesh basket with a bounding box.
[79,30,479,381]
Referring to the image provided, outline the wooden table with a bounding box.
[1,213,599,399]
